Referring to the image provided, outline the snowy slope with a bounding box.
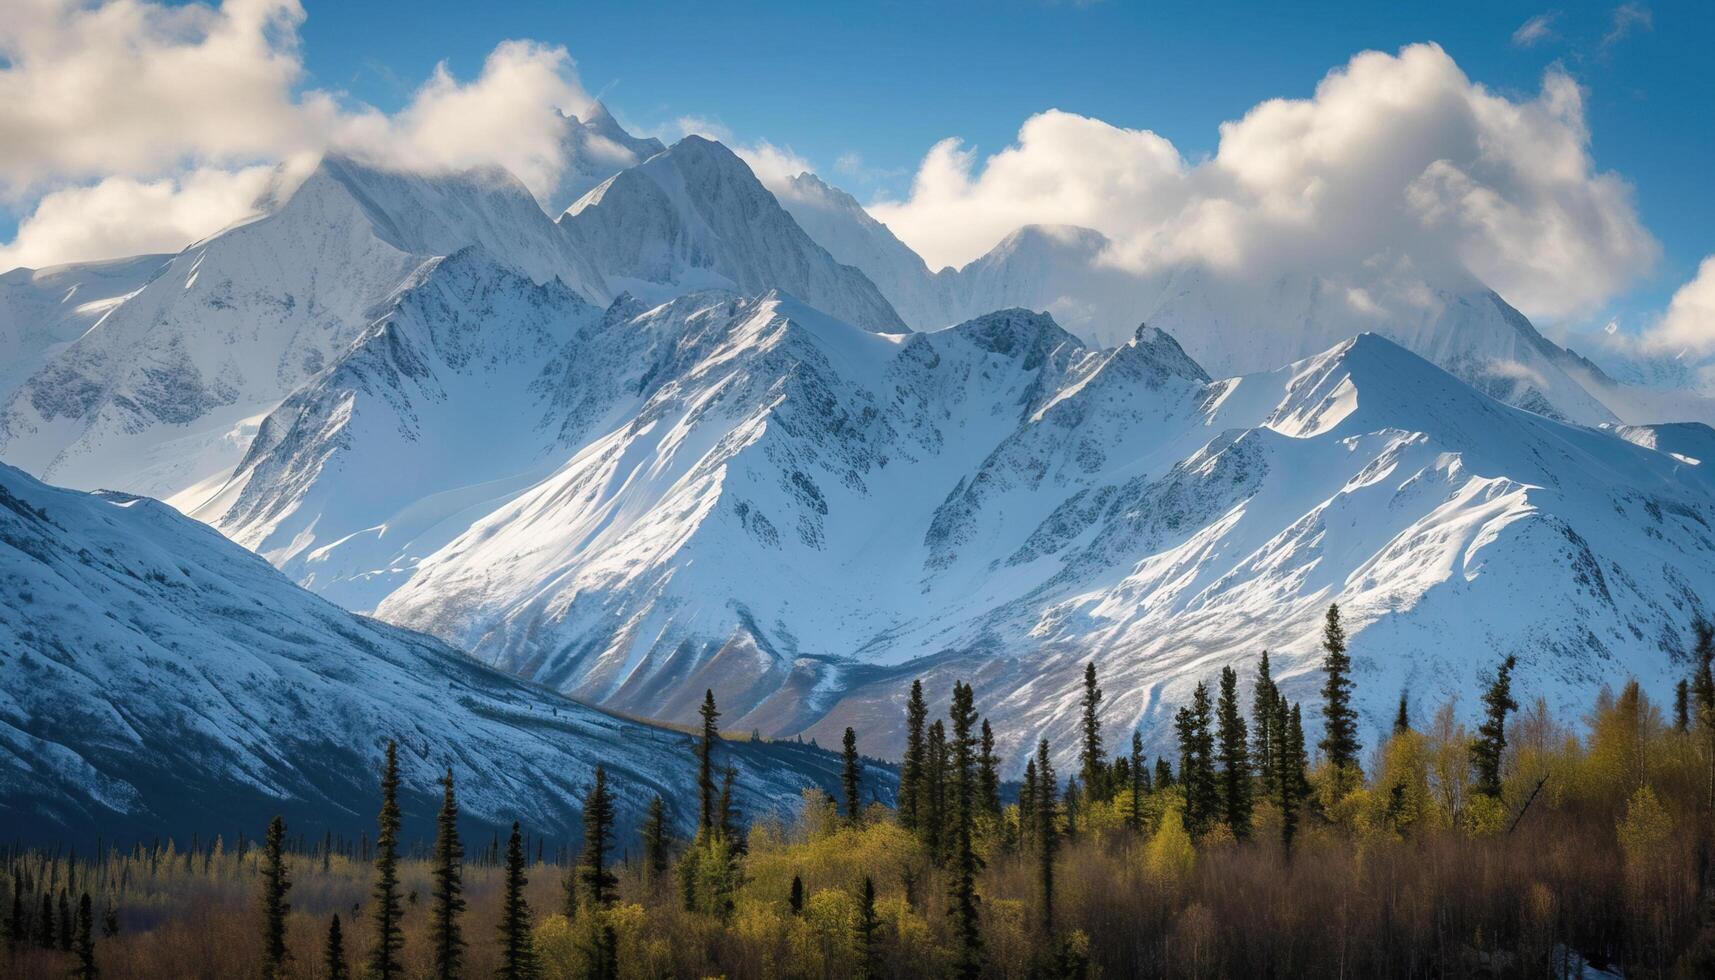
[560,137,907,333]
[201,279,1711,771]
[0,460,886,845]
[0,155,607,507]
[0,254,169,399]
[542,101,667,214]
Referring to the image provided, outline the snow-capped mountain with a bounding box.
[561,137,907,333]
[0,253,170,399]
[543,100,667,214]
[0,459,883,845]
[201,264,1715,769]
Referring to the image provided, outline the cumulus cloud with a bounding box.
[1512,12,1559,47]
[0,0,601,269]
[1642,257,1715,354]
[869,43,1657,322]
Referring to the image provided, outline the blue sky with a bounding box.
[1,1,1709,336]
[287,0,1712,323]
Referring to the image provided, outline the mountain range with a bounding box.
[3,106,1712,793]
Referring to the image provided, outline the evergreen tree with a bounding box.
[1128,730,1146,833]
[641,795,671,887]
[8,875,22,949]
[1252,651,1280,795]
[1675,678,1691,732]
[717,765,742,848]
[1019,758,1039,852]
[1693,619,1715,811]
[497,823,536,980]
[369,740,405,980]
[945,681,984,979]
[1216,666,1253,838]
[74,892,95,980]
[580,766,618,909]
[978,720,1003,826]
[324,915,349,980]
[1155,757,1174,789]
[697,690,721,835]
[1062,777,1080,840]
[900,680,928,832]
[1034,739,1059,936]
[1318,603,1362,793]
[59,889,71,951]
[1174,681,1218,837]
[925,720,948,861]
[842,727,863,824]
[788,875,804,915]
[1079,662,1107,802]
[430,768,465,980]
[262,815,291,979]
[857,876,882,980]
[1471,655,1519,798]
[1395,689,1412,736]
[1276,700,1308,856]
[35,890,53,949]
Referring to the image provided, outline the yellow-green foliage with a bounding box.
[1144,802,1196,886]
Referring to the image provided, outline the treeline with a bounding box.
[7,603,1715,977]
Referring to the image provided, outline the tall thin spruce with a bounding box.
[946,681,985,978]
[1395,689,1412,736]
[1019,758,1039,853]
[1472,655,1519,798]
[1079,661,1106,802]
[1318,603,1362,794]
[369,740,404,980]
[497,822,536,980]
[1128,730,1146,832]
[1216,666,1253,838]
[641,795,671,887]
[842,727,863,824]
[978,720,1003,827]
[1174,681,1218,837]
[580,766,618,910]
[697,690,721,835]
[1034,738,1059,936]
[430,767,465,980]
[324,915,349,980]
[1252,651,1279,795]
[925,719,948,861]
[74,892,95,980]
[1692,620,1715,810]
[261,815,291,979]
[900,680,928,832]
[857,876,882,979]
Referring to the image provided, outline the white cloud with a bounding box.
[0,0,601,269]
[869,43,1657,323]
[733,141,813,194]
[1603,3,1652,49]
[1512,12,1559,47]
[1643,257,1715,354]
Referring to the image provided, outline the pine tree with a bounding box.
[1019,758,1039,852]
[1252,651,1279,795]
[697,690,721,835]
[641,795,671,887]
[430,768,465,980]
[1277,700,1308,856]
[324,915,349,980]
[1216,666,1253,838]
[788,875,804,915]
[857,876,882,979]
[1155,757,1174,789]
[900,680,928,832]
[945,681,984,978]
[1174,681,1218,837]
[497,823,536,980]
[74,892,95,980]
[261,815,291,979]
[1471,655,1519,798]
[1079,662,1107,802]
[1034,739,1059,936]
[925,720,948,861]
[717,765,741,847]
[1675,678,1691,732]
[842,727,863,824]
[1318,603,1362,793]
[978,720,1003,826]
[1128,730,1146,833]
[580,766,618,909]
[1395,689,1412,736]
[369,740,405,980]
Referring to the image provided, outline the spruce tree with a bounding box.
[1471,655,1519,798]
[900,680,928,832]
[978,720,1002,825]
[369,740,404,980]
[1252,651,1279,794]
[1034,739,1058,936]
[1155,757,1174,789]
[74,892,95,980]
[857,876,882,979]
[1318,603,1362,793]
[641,795,671,887]
[262,815,291,979]
[1019,758,1039,853]
[497,823,536,980]
[59,889,71,951]
[324,915,349,980]
[945,681,984,979]
[1395,689,1412,736]
[35,890,53,948]
[1675,678,1691,732]
[1079,662,1107,802]
[842,728,863,824]
[1174,681,1218,837]
[789,875,804,915]
[1277,700,1308,856]
[1693,619,1715,811]
[430,768,465,980]
[717,765,741,847]
[1128,730,1146,833]
[697,690,721,835]
[1216,666,1253,838]
[580,766,618,909]
[925,720,948,861]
